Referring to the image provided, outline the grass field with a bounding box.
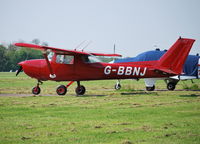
[0,72,200,144]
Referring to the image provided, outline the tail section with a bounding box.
[156,37,195,75]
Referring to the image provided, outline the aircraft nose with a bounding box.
[18,60,42,79]
[16,61,25,76]
[18,61,25,66]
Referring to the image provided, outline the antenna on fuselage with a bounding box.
[114,44,116,54]
[82,41,93,51]
[74,40,86,51]
[113,44,116,61]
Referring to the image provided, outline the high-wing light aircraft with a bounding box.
[114,49,200,91]
[15,37,195,95]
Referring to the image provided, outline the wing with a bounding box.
[15,43,89,55]
[15,43,122,57]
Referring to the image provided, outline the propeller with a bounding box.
[16,66,23,76]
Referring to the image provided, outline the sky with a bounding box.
[0,0,200,57]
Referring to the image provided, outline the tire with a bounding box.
[56,85,67,95]
[146,85,155,91]
[167,82,176,91]
[75,85,86,95]
[114,84,121,90]
[32,86,41,95]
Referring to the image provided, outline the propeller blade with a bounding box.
[16,66,23,76]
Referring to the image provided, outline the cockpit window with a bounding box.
[48,52,54,61]
[81,55,102,63]
[56,55,74,64]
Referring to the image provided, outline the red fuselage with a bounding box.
[19,53,173,82]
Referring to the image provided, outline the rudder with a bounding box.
[156,37,195,75]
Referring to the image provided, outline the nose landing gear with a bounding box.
[32,80,43,95]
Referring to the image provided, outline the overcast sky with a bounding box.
[0,0,200,57]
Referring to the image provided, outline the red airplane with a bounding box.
[15,37,195,95]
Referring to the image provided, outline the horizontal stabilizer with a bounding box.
[154,68,179,75]
[170,75,197,80]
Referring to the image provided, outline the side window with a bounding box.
[81,55,101,63]
[56,55,74,64]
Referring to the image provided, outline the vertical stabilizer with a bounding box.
[156,38,195,75]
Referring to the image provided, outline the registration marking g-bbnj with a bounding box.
[104,66,147,76]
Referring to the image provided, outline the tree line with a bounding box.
[0,39,46,72]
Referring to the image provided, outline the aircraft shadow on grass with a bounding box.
[77,94,107,97]
[120,92,157,95]
[179,94,200,97]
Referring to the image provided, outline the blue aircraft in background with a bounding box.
[114,49,200,91]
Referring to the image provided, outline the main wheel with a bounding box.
[167,82,176,91]
[146,85,155,91]
[115,83,121,90]
[32,86,41,95]
[56,85,67,95]
[75,85,86,95]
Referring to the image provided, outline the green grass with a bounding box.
[0,72,200,144]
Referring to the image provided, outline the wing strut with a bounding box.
[43,51,56,79]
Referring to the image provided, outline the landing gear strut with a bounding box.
[75,81,86,95]
[114,80,121,90]
[32,80,43,95]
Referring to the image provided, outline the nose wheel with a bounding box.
[32,86,41,95]
[32,80,42,95]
